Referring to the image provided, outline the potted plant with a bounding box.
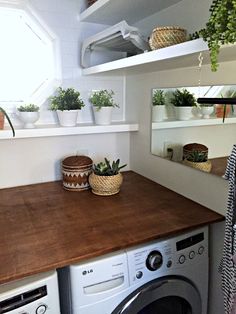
[89,90,119,125]
[183,150,212,173]
[0,107,15,137]
[170,89,196,120]
[225,89,236,116]
[89,158,126,195]
[49,87,84,127]
[190,0,236,72]
[17,104,40,129]
[152,89,166,122]
[200,104,214,119]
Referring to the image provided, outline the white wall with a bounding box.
[128,3,231,311]
[126,62,233,314]
[0,0,130,189]
[134,0,212,37]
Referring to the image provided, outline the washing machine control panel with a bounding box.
[0,271,60,314]
[126,226,208,286]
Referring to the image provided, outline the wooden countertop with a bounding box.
[0,171,224,285]
[210,156,227,177]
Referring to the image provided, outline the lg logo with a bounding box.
[82,269,93,275]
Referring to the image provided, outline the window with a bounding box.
[0,4,57,106]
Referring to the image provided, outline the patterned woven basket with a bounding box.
[87,0,97,6]
[182,159,212,173]
[149,26,187,50]
[89,173,123,196]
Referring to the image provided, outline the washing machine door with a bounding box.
[112,276,201,314]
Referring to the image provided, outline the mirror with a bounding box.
[151,85,236,177]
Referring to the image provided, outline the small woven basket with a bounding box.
[87,0,97,6]
[89,173,123,196]
[149,26,187,50]
[0,112,4,130]
[182,159,212,173]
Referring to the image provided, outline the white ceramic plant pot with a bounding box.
[201,106,214,119]
[152,106,166,122]
[18,111,39,128]
[56,110,79,127]
[175,107,193,121]
[93,107,113,125]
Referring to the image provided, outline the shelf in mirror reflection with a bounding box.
[152,117,236,129]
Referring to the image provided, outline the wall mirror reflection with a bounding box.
[151,85,236,177]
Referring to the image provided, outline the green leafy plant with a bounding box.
[93,158,126,176]
[49,87,84,111]
[0,107,15,137]
[186,150,208,163]
[152,90,165,106]
[190,0,236,72]
[89,90,119,111]
[170,89,197,107]
[18,104,39,112]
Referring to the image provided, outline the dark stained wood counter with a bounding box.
[0,171,224,285]
[210,156,227,177]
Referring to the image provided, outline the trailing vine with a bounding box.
[190,0,236,71]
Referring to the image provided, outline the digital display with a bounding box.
[176,232,204,251]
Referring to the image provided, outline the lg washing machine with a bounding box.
[59,226,208,314]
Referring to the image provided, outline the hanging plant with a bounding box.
[190,0,236,72]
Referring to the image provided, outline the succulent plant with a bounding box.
[93,158,126,176]
[152,90,165,106]
[171,89,197,107]
[186,150,208,163]
[49,87,84,111]
[18,104,39,112]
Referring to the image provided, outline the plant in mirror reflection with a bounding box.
[152,90,165,106]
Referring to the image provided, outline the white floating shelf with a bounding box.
[80,0,182,25]
[82,39,236,76]
[0,123,139,140]
[152,117,236,130]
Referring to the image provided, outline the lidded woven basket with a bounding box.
[62,155,93,191]
[89,172,123,196]
[149,26,187,50]
[183,143,208,161]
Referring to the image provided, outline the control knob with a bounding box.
[146,250,163,271]
[36,304,47,314]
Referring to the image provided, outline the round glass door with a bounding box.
[112,276,201,314]
[138,296,191,314]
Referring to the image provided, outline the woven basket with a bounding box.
[87,0,97,6]
[183,143,208,161]
[0,112,4,130]
[89,173,123,196]
[182,159,212,173]
[62,155,93,192]
[149,26,187,50]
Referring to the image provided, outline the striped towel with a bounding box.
[220,144,236,314]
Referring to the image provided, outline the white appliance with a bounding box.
[0,271,60,314]
[81,20,149,68]
[59,226,209,314]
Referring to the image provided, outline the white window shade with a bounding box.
[0,7,56,104]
